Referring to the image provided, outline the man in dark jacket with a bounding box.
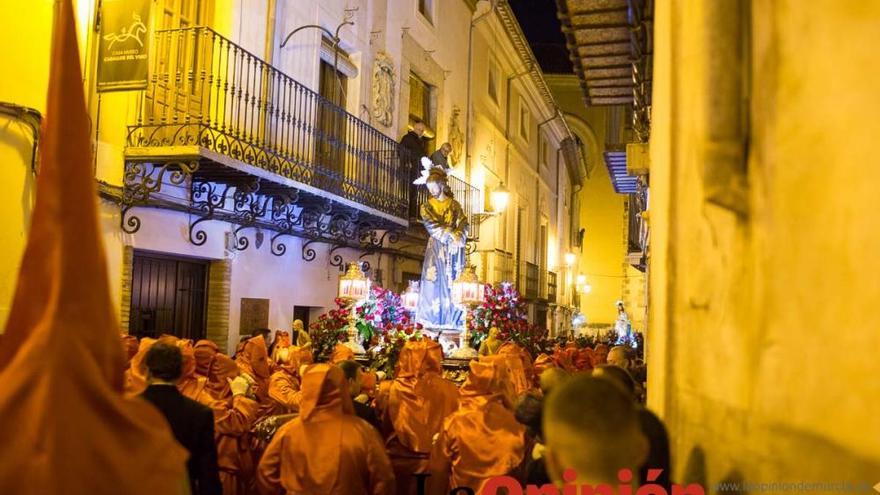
[400,121,427,217]
[141,342,222,495]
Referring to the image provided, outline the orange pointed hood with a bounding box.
[461,356,518,409]
[290,364,355,493]
[0,2,187,492]
[193,339,220,377]
[207,354,240,399]
[236,335,270,380]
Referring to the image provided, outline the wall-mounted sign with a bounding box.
[97,0,151,92]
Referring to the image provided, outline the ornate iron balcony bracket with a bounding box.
[121,160,199,234]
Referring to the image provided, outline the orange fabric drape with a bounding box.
[0,2,187,492]
[237,336,271,400]
[428,357,525,495]
[497,343,535,395]
[257,364,395,495]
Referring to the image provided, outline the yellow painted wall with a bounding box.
[649,0,880,487]
[547,76,627,325]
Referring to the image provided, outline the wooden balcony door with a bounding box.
[148,0,212,124]
[315,60,348,179]
[129,251,208,341]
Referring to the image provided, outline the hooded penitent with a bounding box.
[257,364,395,495]
[0,2,187,492]
[429,356,526,494]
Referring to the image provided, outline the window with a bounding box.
[418,0,434,24]
[519,100,530,142]
[488,57,500,104]
[408,72,436,146]
[539,134,549,168]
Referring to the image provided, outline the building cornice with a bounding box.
[494,0,575,144]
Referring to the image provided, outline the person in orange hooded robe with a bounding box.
[498,342,536,395]
[0,2,188,491]
[194,339,221,378]
[427,356,526,495]
[257,364,395,495]
[204,352,262,495]
[375,339,459,495]
[265,344,313,415]
[237,335,272,402]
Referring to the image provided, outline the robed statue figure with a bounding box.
[415,166,469,330]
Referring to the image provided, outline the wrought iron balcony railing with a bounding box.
[127,27,409,220]
[479,249,515,285]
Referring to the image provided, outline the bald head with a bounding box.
[543,376,647,484]
[607,346,630,368]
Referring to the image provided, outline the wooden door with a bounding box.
[149,0,210,124]
[130,251,208,340]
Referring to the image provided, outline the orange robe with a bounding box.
[194,339,220,377]
[237,336,272,402]
[375,339,459,495]
[205,353,261,494]
[0,3,187,491]
[330,343,356,364]
[498,342,536,395]
[257,364,395,495]
[428,356,525,495]
[266,368,303,415]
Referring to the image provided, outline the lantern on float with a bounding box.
[337,262,369,353]
[451,265,484,359]
[402,280,420,314]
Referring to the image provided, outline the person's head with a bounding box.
[338,360,362,396]
[543,376,647,486]
[292,319,304,332]
[592,365,637,401]
[607,346,630,369]
[539,367,569,395]
[440,142,452,157]
[515,393,544,439]
[144,342,183,384]
[425,167,450,198]
[488,326,500,340]
[412,121,426,137]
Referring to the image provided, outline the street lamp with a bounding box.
[490,182,510,213]
[451,265,484,359]
[337,262,370,353]
[564,252,576,267]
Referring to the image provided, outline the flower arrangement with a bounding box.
[355,286,410,343]
[368,325,423,377]
[467,282,550,357]
[309,303,350,362]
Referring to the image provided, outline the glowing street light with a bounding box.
[490,182,510,213]
[564,252,576,267]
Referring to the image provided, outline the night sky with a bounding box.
[508,0,573,74]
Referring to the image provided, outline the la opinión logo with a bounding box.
[414,468,705,495]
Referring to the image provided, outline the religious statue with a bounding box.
[447,105,464,167]
[414,166,469,330]
[478,327,503,356]
[293,319,312,349]
[614,300,632,342]
[371,52,395,127]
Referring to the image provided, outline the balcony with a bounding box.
[119,27,412,259]
[524,261,540,300]
[479,249,515,285]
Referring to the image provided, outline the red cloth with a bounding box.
[0,2,187,492]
